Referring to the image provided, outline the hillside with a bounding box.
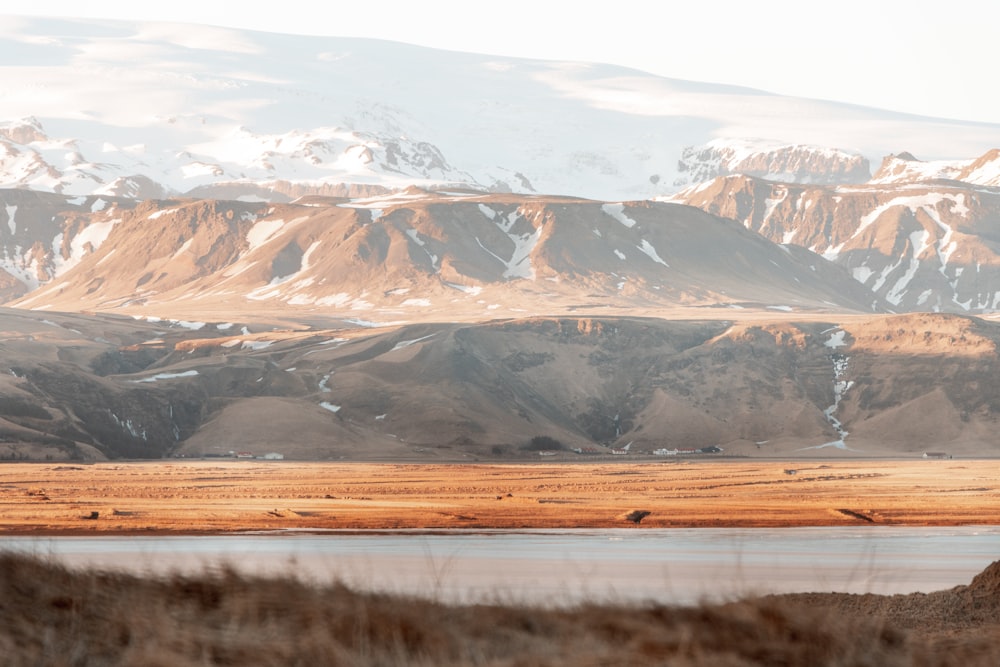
[1,308,998,461]
[1,190,880,318]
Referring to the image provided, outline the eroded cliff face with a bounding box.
[675,174,1000,313]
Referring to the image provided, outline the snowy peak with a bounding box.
[871,149,1000,187]
[0,117,117,195]
[0,117,47,144]
[870,152,963,184]
[94,175,171,200]
[675,139,871,187]
[0,116,478,200]
[183,125,477,192]
[956,148,1000,186]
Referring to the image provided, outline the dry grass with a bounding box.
[2,460,998,534]
[2,552,999,666]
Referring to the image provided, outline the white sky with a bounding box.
[1,0,997,124]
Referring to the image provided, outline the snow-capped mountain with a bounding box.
[675,139,871,187]
[2,15,1000,201]
[870,149,1000,186]
[0,116,471,200]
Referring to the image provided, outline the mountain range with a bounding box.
[1,16,1000,461]
[3,16,1000,201]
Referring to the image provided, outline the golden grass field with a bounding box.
[0,459,997,533]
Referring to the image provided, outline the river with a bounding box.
[3,526,998,606]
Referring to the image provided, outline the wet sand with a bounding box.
[1,459,997,534]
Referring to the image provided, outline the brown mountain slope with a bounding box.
[1,308,998,461]
[6,189,881,320]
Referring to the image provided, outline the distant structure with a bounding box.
[653,446,724,456]
[923,452,952,459]
[611,442,633,456]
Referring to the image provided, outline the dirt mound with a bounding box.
[964,559,1000,607]
[777,560,1000,637]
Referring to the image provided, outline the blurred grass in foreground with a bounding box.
[1,552,998,666]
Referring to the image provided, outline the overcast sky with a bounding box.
[2,0,996,124]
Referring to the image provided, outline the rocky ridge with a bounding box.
[870,149,1000,186]
[675,139,871,187]
[672,173,1000,313]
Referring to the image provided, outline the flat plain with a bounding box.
[0,459,996,534]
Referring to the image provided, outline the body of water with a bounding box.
[4,526,998,606]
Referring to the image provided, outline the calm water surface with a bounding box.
[4,526,999,605]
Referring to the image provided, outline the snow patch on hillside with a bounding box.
[147,207,179,220]
[131,370,199,383]
[476,208,543,280]
[246,218,286,251]
[636,239,669,267]
[391,333,436,351]
[884,230,930,306]
[602,203,637,228]
[405,228,439,271]
[50,218,119,275]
